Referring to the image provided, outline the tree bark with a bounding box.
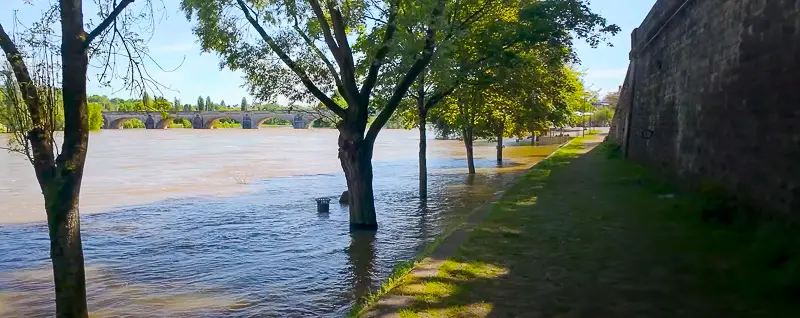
[54,1,91,316]
[338,125,377,230]
[417,72,428,199]
[418,110,428,198]
[463,127,475,174]
[45,182,88,318]
[496,121,504,164]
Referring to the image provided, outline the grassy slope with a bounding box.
[372,139,800,317]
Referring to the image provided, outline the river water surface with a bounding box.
[0,128,557,317]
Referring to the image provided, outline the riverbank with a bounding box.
[360,136,800,317]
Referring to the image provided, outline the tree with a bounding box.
[197,95,204,111]
[183,0,447,230]
[0,0,149,315]
[183,103,192,112]
[205,96,212,111]
[592,106,614,126]
[153,96,172,112]
[371,0,619,196]
[220,99,226,109]
[602,89,620,109]
[241,97,248,111]
[88,94,115,111]
[88,102,104,130]
[142,91,153,109]
[173,97,182,111]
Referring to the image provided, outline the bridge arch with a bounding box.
[156,117,194,129]
[306,116,333,128]
[204,116,242,129]
[108,116,147,129]
[254,115,293,128]
[100,110,335,129]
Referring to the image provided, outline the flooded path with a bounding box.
[0,128,558,317]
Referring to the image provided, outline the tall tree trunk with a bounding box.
[416,72,428,199]
[338,126,377,230]
[45,182,88,318]
[54,2,91,316]
[463,126,475,174]
[496,121,504,164]
[418,109,428,198]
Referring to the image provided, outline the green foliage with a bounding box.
[88,94,116,111]
[360,0,620,146]
[212,118,241,129]
[241,97,248,111]
[591,106,614,126]
[602,89,620,109]
[142,92,153,109]
[153,96,173,112]
[168,118,193,128]
[206,96,213,111]
[122,118,145,129]
[197,96,205,111]
[260,117,290,126]
[87,102,104,131]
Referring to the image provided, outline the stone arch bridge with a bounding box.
[101,110,331,129]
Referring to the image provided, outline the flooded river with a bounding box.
[0,128,557,317]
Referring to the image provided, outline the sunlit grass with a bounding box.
[359,135,800,317]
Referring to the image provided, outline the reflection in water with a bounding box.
[347,231,377,302]
[0,129,559,316]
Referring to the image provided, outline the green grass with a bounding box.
[586,128,601,135]
[364,138,800,317]
[348,236,447,318]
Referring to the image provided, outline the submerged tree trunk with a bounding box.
[463,126,475,174]
[418,110,428,198]
[496,121,504,164]
[417,71,428,198]
[338,126,377,230]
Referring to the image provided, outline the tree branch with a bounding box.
[235,0,346,118]
[425,85,457,110]
[0,22,57,182]
[444,0,496,41]
[327,2,355,77]
[307,0,342,64]
[308,0,359,108]
[359,0,398,100]
[290,13,344,92]
[366,0,444,142]
[84,0,135,49]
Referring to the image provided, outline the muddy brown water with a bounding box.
[0,128,557,317]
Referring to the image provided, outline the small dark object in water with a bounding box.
[339,190,349,204]
[315,197,330,213]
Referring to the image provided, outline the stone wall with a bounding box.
[611,0,800,217]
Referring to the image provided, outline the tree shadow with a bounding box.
[370,145,740,317]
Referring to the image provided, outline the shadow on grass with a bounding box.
[371,140,800,317]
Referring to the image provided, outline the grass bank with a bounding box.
[361,138,800,317]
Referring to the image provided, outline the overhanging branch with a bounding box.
[366,0,444,142]
[359,0,398,99]
[236,0,346,118]
[84,0,135,49]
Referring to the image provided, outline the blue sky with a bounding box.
[1,0,655,105]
